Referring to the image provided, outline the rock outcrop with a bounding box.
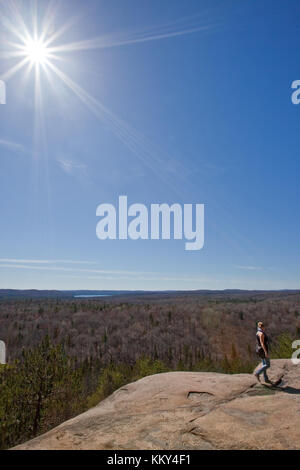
[14,359,300,450]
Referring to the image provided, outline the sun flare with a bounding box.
[23,39,50,66]
[0,1,211,193]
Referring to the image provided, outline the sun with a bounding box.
[23,39,50,66]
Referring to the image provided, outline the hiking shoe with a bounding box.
[254,373,261,382]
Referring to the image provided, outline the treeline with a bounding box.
[0,293,300,367]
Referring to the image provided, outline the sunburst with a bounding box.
[22,38,50,66]
[0,0,215,193]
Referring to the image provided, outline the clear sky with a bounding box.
[0,0,299,291]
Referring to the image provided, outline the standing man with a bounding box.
[254,322,271,383]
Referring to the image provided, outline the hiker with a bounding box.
[254,321,271,383]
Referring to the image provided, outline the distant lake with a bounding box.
[74,294,112,298]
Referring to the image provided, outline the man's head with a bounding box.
[257,321,265,330]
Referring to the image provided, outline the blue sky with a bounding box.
[0,0,300,290]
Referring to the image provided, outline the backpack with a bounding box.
[255,343,265,358]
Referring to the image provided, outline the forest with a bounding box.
[0,290,299,449]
